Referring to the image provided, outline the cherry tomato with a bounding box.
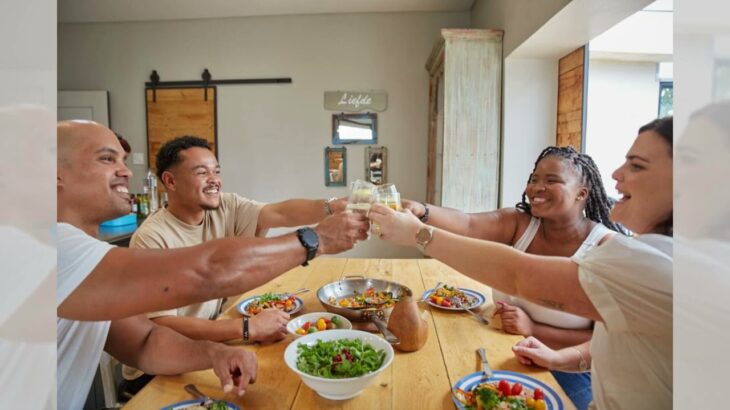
[534,399,546,410]
[510,382,523,396]
[525,398,536,408]
[302,321,311,331]
[498,379,511,396]
[327,322,336,330]
[441,299,452,307]
[533,388,544,400]
[295,328,306,335]
[316,318,327,331]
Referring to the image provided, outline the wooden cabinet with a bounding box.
[425,29,503,212]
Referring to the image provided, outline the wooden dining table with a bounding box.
[124,258,574,409]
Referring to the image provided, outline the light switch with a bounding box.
[132,152,144,165]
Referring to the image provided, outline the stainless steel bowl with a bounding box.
[316,275,410,345]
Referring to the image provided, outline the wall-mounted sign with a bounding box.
[324,91,387,112]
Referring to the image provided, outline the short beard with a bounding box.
[201,202,220,211]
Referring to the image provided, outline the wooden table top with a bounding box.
[124,258,574,409]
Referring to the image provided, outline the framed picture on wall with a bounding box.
[325,146,346,187]
[365,146,386,185]
[332,113,378,144]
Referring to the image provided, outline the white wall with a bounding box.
[500,58,558,208]
[58,11,470,258]
[585,59,661,198]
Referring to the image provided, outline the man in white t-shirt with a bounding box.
[57,120,369,409]
[121,136,348,393]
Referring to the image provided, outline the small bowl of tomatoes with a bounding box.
[287,312,352,338]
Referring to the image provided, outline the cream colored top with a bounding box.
[575,234,673,410]
[493,217,612,329]
[122,192,265,380]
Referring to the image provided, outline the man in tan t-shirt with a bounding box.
[120,136,348,396]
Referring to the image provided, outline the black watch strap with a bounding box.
[242,317,250,342]
[296,227,319,266]
[419,202,430,223]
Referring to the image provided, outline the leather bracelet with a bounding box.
[242,317,250,342]
[419,202,430,223]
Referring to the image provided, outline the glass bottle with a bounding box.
[130,194,138,215]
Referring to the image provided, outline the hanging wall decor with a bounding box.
[365,146,387,185]
[324,146,347,187]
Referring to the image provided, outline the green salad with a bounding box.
[296,338,386,378]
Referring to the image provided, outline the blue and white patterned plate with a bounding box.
[236,294,304,317]
[160,399,239,410]
[452,370,564,410]
[421,287,486,311]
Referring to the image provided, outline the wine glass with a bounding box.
[371,184,401,237]
[347,180,378,240]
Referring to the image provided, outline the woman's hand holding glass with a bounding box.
[368,203,424,246]
[346,180,378,240]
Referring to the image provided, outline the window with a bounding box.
[714,59,730,101]
[658,81,673,117]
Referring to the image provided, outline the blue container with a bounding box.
[100,213,137,227]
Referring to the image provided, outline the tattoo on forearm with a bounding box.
[538,299,565,311]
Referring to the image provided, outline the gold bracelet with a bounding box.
[571,347,589,372]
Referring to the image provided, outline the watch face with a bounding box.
[300,228,319,247]
[416,227,432,245]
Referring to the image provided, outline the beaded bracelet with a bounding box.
[419,202,430,223]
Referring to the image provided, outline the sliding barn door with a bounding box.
[556,46,588,151]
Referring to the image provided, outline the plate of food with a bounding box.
[421,284,485,310]
[452,370,563,410]
[160,399,239,410]
[236,292,304,316]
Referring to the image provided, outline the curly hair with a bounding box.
[156,136,212,181]
[516,146,626,234]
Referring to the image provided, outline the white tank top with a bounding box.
[492,217,612,329]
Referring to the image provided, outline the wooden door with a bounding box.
[556,46,588,151]
[145,87,217,176]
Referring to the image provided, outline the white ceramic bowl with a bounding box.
[286,312,353,338]
[284,329,394,400]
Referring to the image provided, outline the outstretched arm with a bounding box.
[105,315,257,396]
[369,204,601,322]
[257,197,347,232]
[400,199,519,244]
[59,211,368,321]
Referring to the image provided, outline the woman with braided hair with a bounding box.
[401,147,621,409]
[375,117,673,409]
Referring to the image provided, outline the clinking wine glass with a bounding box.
[372,185,401,237]
[347,180,378,240]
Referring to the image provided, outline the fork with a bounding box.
[451,297,489,325]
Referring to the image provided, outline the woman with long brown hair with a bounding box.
[371,117,673,409]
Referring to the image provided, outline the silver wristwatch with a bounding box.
[324,197,337,215]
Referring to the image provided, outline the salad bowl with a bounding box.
[283,329,394,400]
